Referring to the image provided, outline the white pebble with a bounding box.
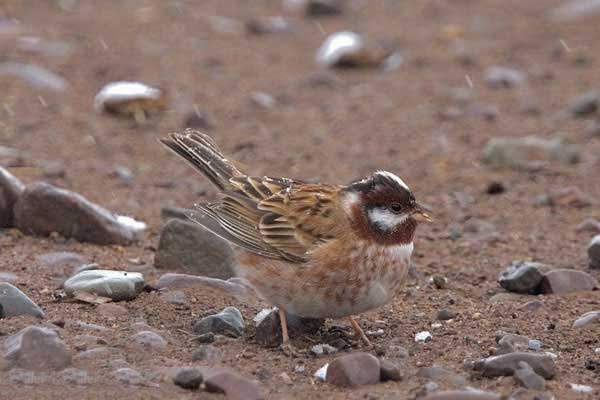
[570,383,593,393]
[315,31,363,67]
[314,363,328,381]
[94,81,162,112]
[415,331,432,342]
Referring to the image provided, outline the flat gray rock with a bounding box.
[573,310,600,328]
[193,307,244,337]
[474,352,555,379]
[0,282,44,318]
[154,219,235,279]
[539,269,598,294]
[3,325,72,371]
[14,182,145,245]
[0,166,24,228]
[63,270,144,301]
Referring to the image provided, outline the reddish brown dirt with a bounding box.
[1,1,599,399]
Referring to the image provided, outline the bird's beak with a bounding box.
[413,202,433,223]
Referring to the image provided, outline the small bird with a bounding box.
[161,130,431,351]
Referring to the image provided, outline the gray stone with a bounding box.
[0,62,68,91]
[14,182,145,245]
[193,307,244,337]
[573,310,600,328]
[483,136,580,170]
[326,352,380,387]
[422,390,501,400]
[111,368,145,385]
[437,309,456,320]
[528,339,542,351]
[155,219,235,279]
[254,308,324,347]
[539,269,598,294]
[0,283,44,318]
[191,345,222,362]
[173,367,203,390]
[309,343,338,356]
[484,66,526,88]
[3,326,72,371]
[249,91,276,109]
[496,333,531,354]
[588,235,600,269]
[58,367,91,385]
[474,352,555,379]
[64,270,144,301]
[498,261,546,294]
[379,359,402,381]
[131,331,166,350]
[567,90,600,116]
[514,361,545,390]
[0,166,24,228]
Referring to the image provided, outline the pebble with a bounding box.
[246,17,292,35]
[576,218,600,234]
[64,270,144,301]
[588,235,600,268]
[483,135,580,170]
[94,81,166,121]
[570,383,594,394]
[203,369,261,400]
[422,390,501,400]
[484,66,526,88]
[314,363,328,381]
[0,282,44,318]
[155,219,235,279]
[249,91,276,109]
[192,307,245,337]
[474,352,555,379]
[111,368,146,386]
[310,343,338,356]
[326,352,380,387]
[0,62,68,91]
[498,261,546,294]
[514,361,545,390]
[58,367,91,385]
[131,331,166,350]
[567,89,599,117]
[173,367,203,390]
[528,339,542,352]
[415,331,432,342]
[191,345,222,362]
[3,325,72,370]
[573,310,600,328]
[14,182,145,244]
[315,31,385,68]
[379,359,403,381]
[539,269,598,294]
[254,308,323,347]
[0,166,24,228]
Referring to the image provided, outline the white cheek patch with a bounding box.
[368,208,409,231]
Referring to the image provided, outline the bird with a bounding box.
[160,129,432,352]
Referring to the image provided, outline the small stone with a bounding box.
[498,261,546,294]
[437,309,456,321]
[310,343,338,356]
[0,166,24,228]
[154,219,235,279]
[474,352,555,379]
[485,181,505,195]
[173,367,203,390]
[539,269,598,294]
[131,331,166,350]
[379,359,403,381]
[0,282,44,318]
[415,331,432,342]
[314,363,328,381]
[588,235,600,269]
[422,390,501,400]
[94,81,167,121]
[58,367,91,385]
[64,270,144,301]
[576,218,600,234]
[191,345,222,362]
[570,383,593,394]
[483,136,580,170]
[567,90,600,117]
[3,325,72,370]
[249,91,276,109]
[111,166,134,186]
[14,182,145,244]
[326,352,380,387]
[514,361,545,390]
[246,16,292,35]
[431,275,447,289]
[203,370,261,400]
[528,340,542,351]
[0,62,68,91]
[573,311,600,328]
[315,31,386,68]
[111,368,145,385]
[192,307,244,337]
[485,66,526,88]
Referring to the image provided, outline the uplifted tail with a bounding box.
[160,129,243,191]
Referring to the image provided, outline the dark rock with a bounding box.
[588,235,600,269]
[0,166,24,228]
[539,269,598,294]
[485,181,505,195]
[14,182,145,245]
[437,309,456,321]
[379,359,403,381]
[514,361,545,390]
[0,283,44,318]
[326,352,380,387]
[173,367,203,390]
[567,90,600,117]
[474,352,555,379]
[203,369,261,400]
[254,308,324,347]
[3,326,72,371]
[192,307,244,337]
[154,219,235,279]
[498,261,546,294]
[422,390,501,400]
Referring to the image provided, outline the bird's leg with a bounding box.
[279,308,297,356]
[348,316,371,347]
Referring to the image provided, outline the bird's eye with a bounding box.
[389,203,402,213]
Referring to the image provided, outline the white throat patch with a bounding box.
[368,208,409,231]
